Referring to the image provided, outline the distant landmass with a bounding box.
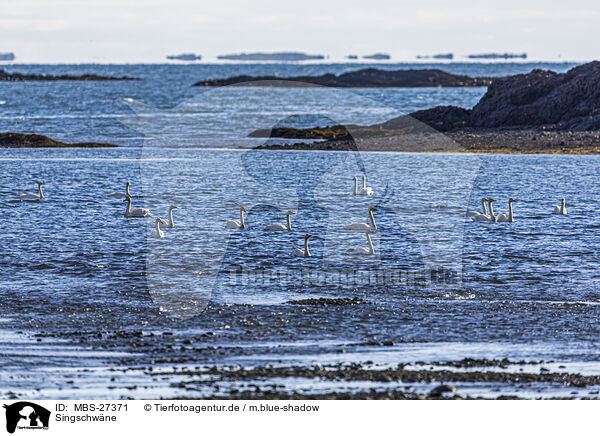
[0,69,139,81]
[217,52,325,61]
[166,53,202,61]
[468,53,527,59]
[347,55,358,60]
[0,52,15,61]
[362,53,391,60]
[417,53,454,60]
[194,68,492,88]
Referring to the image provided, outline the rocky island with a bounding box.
[217,52,325,61]
[0,133,118,148]
[251,61,600,153]
[0,69,140,81]
[194,68,492,87]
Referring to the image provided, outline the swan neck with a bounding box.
[304,237,310,257]
[362,176,366,189]
[125,184,130,197]
[481,198,487,214]
[488,201,495,219]
[38,184,44,199]
[168,208,174,227]
[366,232,374,254]
[508,201,513,221]
[286,214,291,230]
[368,209,376,230]
[353,178,358,195]
[125,198,131,214]
[240,209,245,228]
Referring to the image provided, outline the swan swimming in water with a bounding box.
[472,199,496,222]
[152,218,165,239]
[292,234,312,257]
[553,198,567,215]
[124,195,152,218]
[226,206,246,229]
[460,198,488,217]
[496,198,516,222]
[344,206,377,231]
[265,210,295,231]
[107,182,131,198]
[349,229,375,255]
[19,181,44,200]
[362,176,374,195]
[353,177,373,196]
[159,205,177,228]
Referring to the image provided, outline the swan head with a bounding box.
[305,233,312,240]
[561,198,566,204]
[126,182,131,186]
[240,206,246,213]
[487,198,496,203]
[353,177,358,181]
[286,210,295,215]
[170,205,178,210]
[509,198,516,202]
[482,197,488,201]
[37,181,45,186]
[368,206,376,211]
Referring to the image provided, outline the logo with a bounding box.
[3,402,50,434]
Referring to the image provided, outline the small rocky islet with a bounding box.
[194,67,492,87]
[0,132,118,148]
[0,68,140,82]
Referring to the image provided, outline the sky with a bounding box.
[0,0,598,63]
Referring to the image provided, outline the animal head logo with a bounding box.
[119,80,480,318]
[3,402,50,434]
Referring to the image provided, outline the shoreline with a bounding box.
[254,129,600,154]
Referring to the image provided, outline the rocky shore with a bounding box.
[0,69,139,81]
[0,132,118,148]
[159,362,600,400]
[252,62,600,153]
[194,68,492,87]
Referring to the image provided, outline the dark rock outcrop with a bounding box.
[0,132,118,148]
[408,61,600,131]
[194,68,492,88]
[0,69,139,81]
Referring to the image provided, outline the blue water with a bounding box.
[1,62,598,399]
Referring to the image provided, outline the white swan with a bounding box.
[292,234,312,257]
[472,199,496,222]
[344,206,377,231]
[460,198,488,217]
[152,218,165,239]
[226,206,246,229]
[496,198,516,222]
[265,210,295,231]
[107,182,131,198]
[553,198,567,215]
[159,205,178,228]
[353,177,373,196]
[19,181,44,200]
[362,175,374,195]
[349,229,375,255]
[124,195,152,218]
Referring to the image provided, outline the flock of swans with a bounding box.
[462,197,567,222]
[223,178,378,257]
[17,175,568,257]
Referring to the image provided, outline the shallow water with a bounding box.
[1,62,598,399]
